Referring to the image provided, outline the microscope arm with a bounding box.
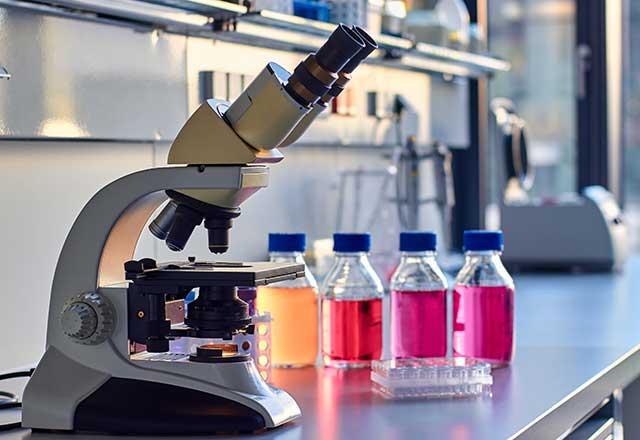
[47,165,268,347]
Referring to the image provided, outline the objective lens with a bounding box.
[285,24,365,107]
[148,201,178,240]
[165,204,203,252]
[205,215,238,254]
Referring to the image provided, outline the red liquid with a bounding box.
[452,285,515,366]
[322,298,383,368]
[391,289,447,358]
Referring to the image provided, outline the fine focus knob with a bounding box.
[61,292,116,345]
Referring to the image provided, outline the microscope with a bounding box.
[21,24,377,435]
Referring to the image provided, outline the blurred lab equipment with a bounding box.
[293,0,330,21]
[404,0,470,48]
[433,0,469,46]
[329,0,367,28]
[335,93,456,268]
[371,358,493,400]
[390,232,448,358]
[253,0,294,14]
[502,187,629,272]
[335,141,455,248]
[453,230,515,367]
[257,234,318,367]
[21,24,377,435]
[493,99,629,272]
[0,65,10,80]
[381,0,407,36]
[322,233,384,368]
[393,139,455,242]
[405,9,449,46]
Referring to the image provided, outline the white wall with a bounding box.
[0,140,156,370]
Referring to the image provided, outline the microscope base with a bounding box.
[73,377,266,435]
[23,344,300,434]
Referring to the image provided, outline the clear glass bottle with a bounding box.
[390,232,448,358]
[452,230,515,367]
[256,233,318,368]
[322,233,384,368]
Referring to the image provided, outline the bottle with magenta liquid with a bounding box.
[453,230,515,367]
[257,233,318,368]
[390,232,448,359]
[322,233,384,368]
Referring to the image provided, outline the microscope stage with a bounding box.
[125,259,305,287]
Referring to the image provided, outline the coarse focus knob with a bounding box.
[61,302,97,340]
[61,292,116,345]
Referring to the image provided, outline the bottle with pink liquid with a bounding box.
[390,231,448,358]
[322,233,384,369]
[453,230,515,367]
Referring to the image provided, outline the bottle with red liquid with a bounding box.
[390,232,448,358]
[453,230,515,367]
[322,233,384,368]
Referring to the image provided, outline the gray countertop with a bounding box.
[3,258,640,439]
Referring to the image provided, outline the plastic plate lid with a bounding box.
[371,357,493,400]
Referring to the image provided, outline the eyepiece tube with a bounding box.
[342,26,378,74]
[285,24,365,108]
[321,26,378,103]
[315,24,366,72]
[278,26,378,148]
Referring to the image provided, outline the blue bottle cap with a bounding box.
[399,231,437,252]
[268,233,306,252]
[333,233,371,252]
[463,230,504,251]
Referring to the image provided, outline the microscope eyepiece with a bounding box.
[321,26,378,103]
[315,24,366,72]
[284,24,365,107]
[342,26,378,74]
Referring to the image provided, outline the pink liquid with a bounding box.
[391,289,447,358]
[452,285,515,366]
[322,298,382,368]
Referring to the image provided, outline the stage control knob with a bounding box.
[61,292,116,345]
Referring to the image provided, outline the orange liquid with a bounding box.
[256,286,318,367]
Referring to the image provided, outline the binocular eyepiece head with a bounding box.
[149,192,240,254]
[285,24,378,108]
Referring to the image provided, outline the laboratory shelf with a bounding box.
[232,10,511,77]
[1,0,510,78]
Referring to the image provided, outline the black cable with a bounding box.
[0,370,34,381]
[0,422,22,432]
[0,368,33,431]
[0,391,17,400]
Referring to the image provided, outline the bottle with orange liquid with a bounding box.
[257,233,318,367]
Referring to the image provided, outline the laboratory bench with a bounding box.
[3,258,640,439]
